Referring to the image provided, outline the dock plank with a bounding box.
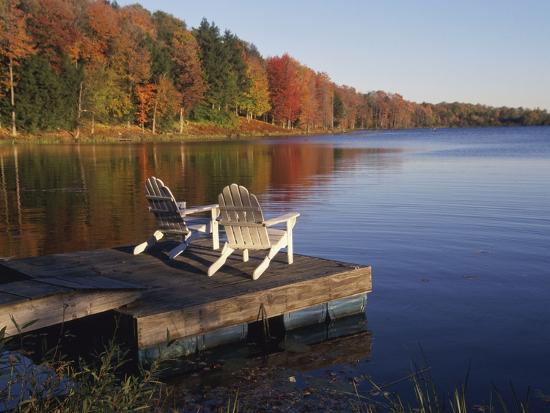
[0,292,21,306]
[0,290,143,337]
[0,280,71,299]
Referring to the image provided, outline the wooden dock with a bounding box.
[0,240,372,353]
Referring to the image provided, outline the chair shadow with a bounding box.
[114,242,250,280]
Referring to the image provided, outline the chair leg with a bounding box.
[168,231,198,260]
[252,237,286,280]
[287,228,294,264]
[211,208,220,250]
[286,218,296,264]
[133,230,163,255]
[208,243,235,277]
[168,241,188,260]
[243,249,249,262]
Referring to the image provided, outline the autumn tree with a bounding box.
[153,11,204,132]
[79,1,129,127]
[266,54,301,128]
[0,0,34,136]
[84,66,133,123]
[25,0,82,68]
[297,65,318,132]
[332,90,345,127]
[241,54,270,121]
[83,0,120,65]
[315,72,334,129]
[172,29,204,131]
[135,83,155,131]
[338,85,360,129]
[223,30,250,113]
[151,73,180,133]
[111,4,153,113]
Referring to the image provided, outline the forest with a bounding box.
[1,0,549,138]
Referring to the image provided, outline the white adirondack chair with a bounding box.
[134,177,219,259]
[208,184,300,280]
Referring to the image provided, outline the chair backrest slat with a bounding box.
[145,177,188,236]
[230,184,251,246]
[218,184,270,249]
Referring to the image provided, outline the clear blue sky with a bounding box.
[119,0,550,110]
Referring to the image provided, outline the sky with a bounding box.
[118,0,550,110]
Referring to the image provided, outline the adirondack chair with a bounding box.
[134,177,219,259]
[208,184,300,280]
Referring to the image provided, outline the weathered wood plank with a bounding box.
[0,291,21,306]
[0,280,71,299]
[0,290,142,337]
[117,256,364,318]
[36,275,143,290]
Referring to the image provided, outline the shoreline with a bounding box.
[1,120,545,146]
[0,119,358,145]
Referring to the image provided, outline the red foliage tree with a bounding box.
[266,54,301,128]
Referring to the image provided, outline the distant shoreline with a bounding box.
[0,120,547,145]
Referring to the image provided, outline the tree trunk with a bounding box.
[179,107,184,134]
[152,100,158,134]
[330,92,334,129]
[9,57,16,137]
[75,81,83,140]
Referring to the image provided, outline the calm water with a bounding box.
[1,126,550,399]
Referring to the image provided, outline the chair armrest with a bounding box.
[263,212,300,227]
[185,204,219,215]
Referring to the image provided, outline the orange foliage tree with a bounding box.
[135,83,155,131]
[297,65,318,132]
[0,0,35,136]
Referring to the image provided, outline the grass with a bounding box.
[348,366,531,413]
[1,325,166,412]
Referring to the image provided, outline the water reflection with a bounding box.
[2,127,549,400]
[162,313,372,385]
[0,142,401,258]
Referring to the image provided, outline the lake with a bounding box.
[1,126,550,403]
